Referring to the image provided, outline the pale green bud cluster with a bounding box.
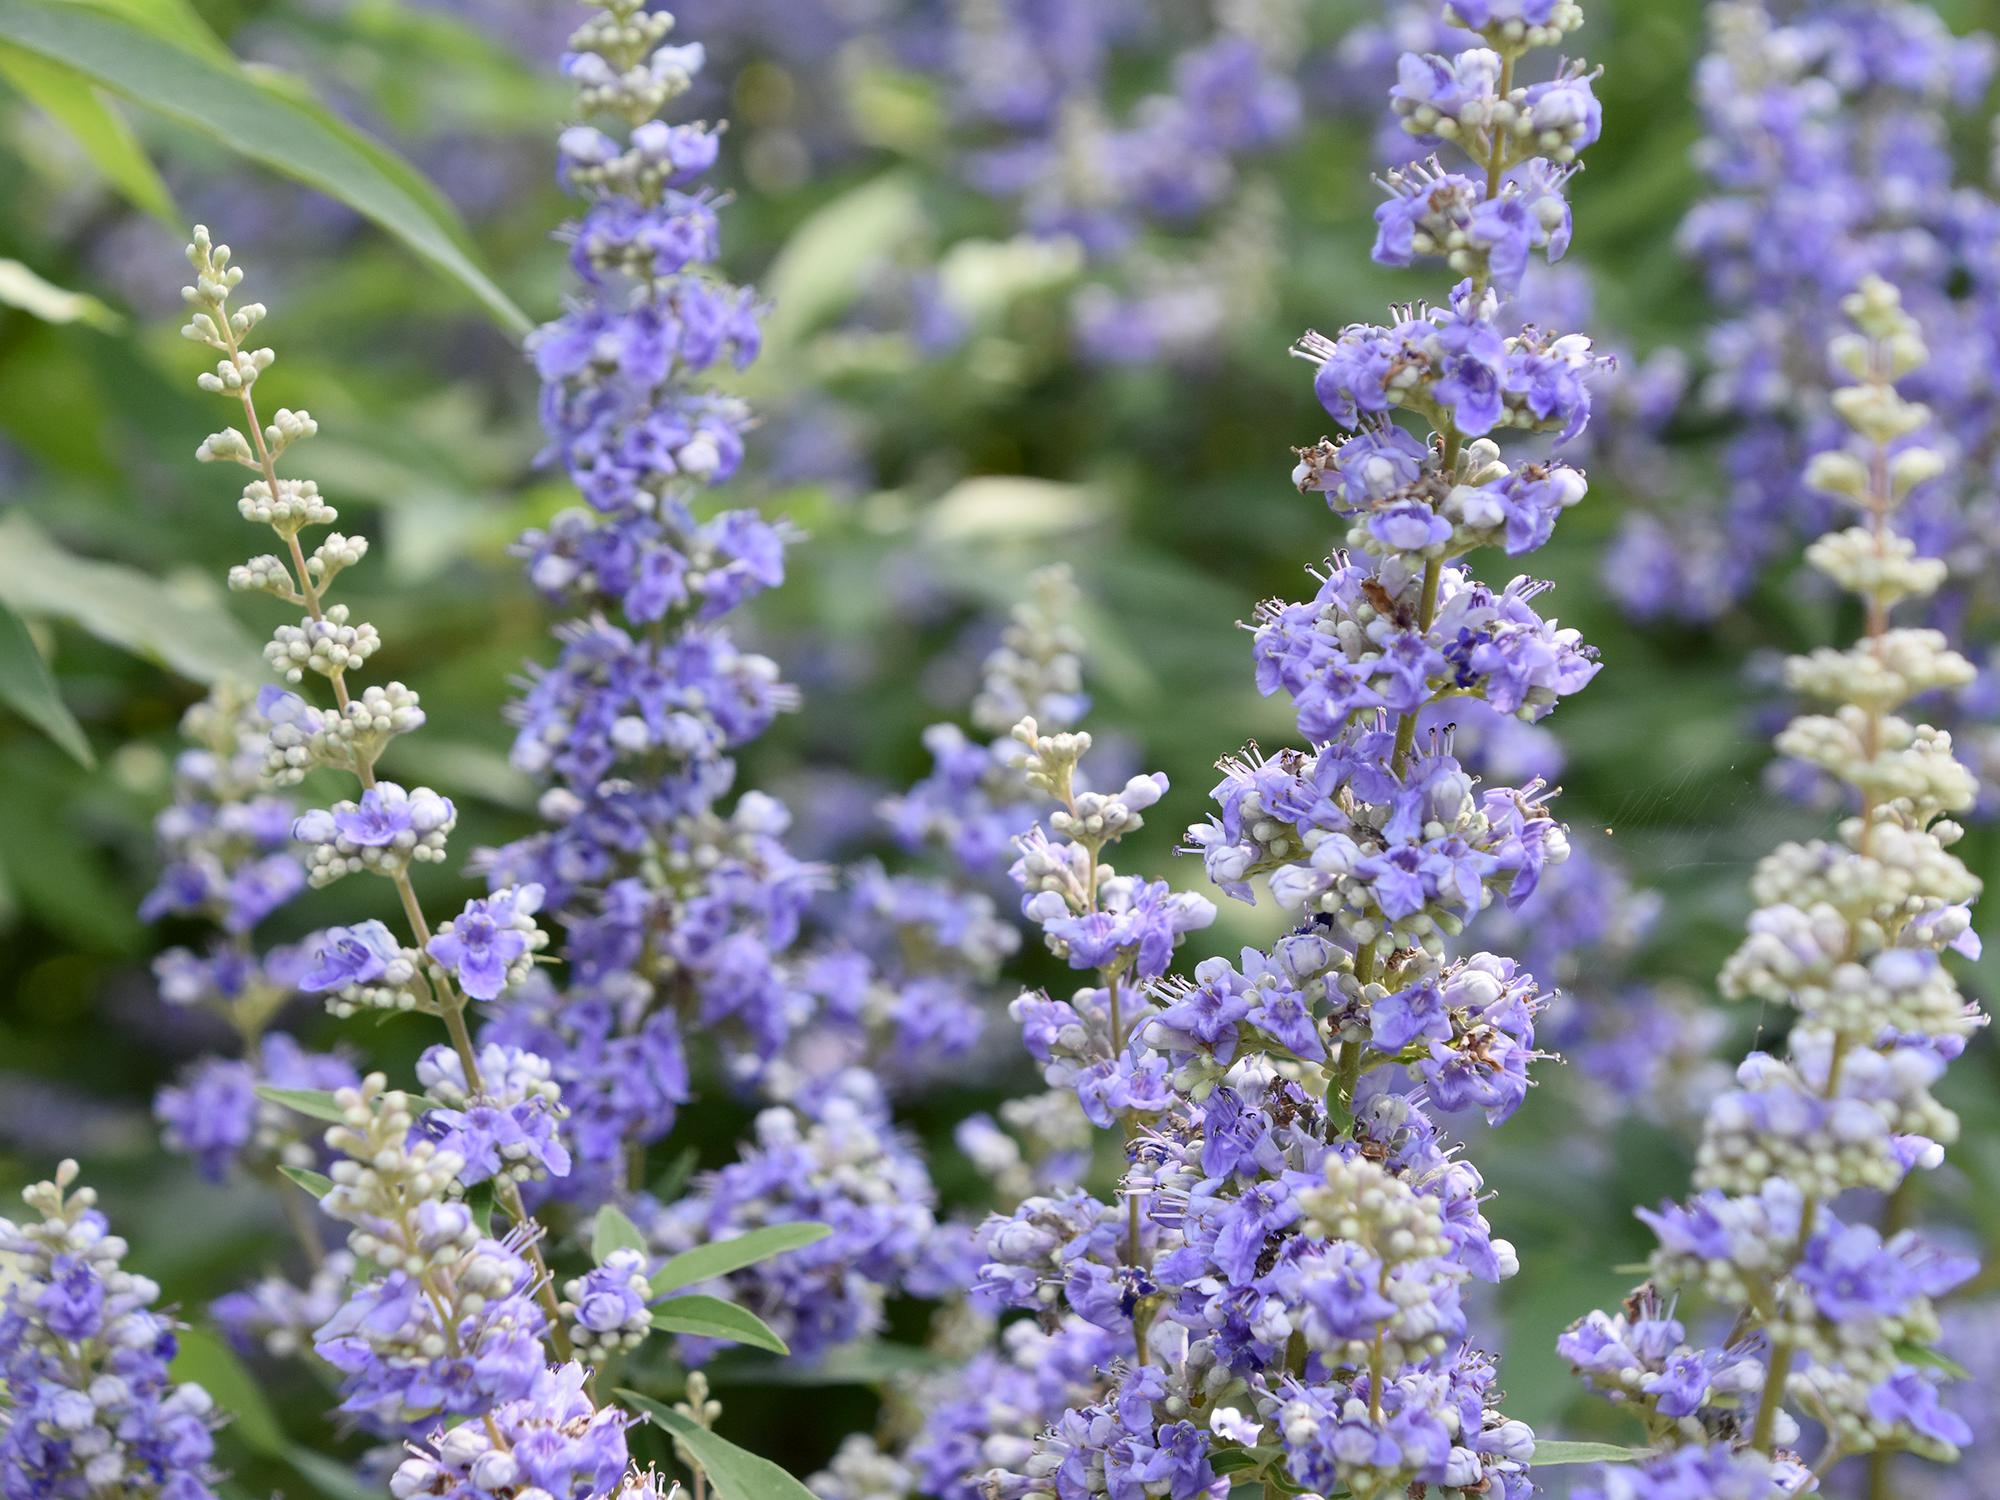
[264,604,382,683]
[1803,526,1948,606]
[1794,1358,1966,1465]
[237,477,335,534]
[971,564,1088,737]
[1702,277,1987,1231]
[1299,1154,1449,1267]
[1773,708,1976,814]
[263,680,426,786]
[181,228,426,792]
[1784,629,1974,712]
[1012,716,1090,805]
[321,1076,477,1273]
[565,0,687,123]
[1695,1046,1957,1199]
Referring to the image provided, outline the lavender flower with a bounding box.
[910,1,1305,362]
[647,1071,941,1363]
[0,1162,221,1498]
[310,1079,551,1427]
[155,1033,357,1183]
[1609,0,2000,812]
[210,1251,354,1361]
[1564,280,1987,1489]
[387,1362,667,1499]
[560,1249,653,1358]
[871,10,1611,1500]
[476,0,826,1203]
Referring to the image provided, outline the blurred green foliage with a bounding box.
[0,0,1995,1487]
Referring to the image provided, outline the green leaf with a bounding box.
[650,1145,699,1202]
[278,1445,378,1500]
[466,1179,496,1237]
[0,258,121,332]
[1893,1340,1973,1381]
[278,1164,332,1198]
[0,41,174,219]
[619,1389,820,1500]
[171,1325,287,1453]
[0,599,91,765]
[83,0,230,63]
[0,0,527,333]
[0,512,263,684]
[1208,1446,1283,1477]
[649,1295,788,1355]
[648,1222,831,1296]
[754,172,924,361]
[592,1203,648,1265]
[920,476,1111,547]
[254,1085,346,1124]
[1529,1440,1652,1467]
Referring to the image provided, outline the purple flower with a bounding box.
[1867,1366,1973,1448]
[299,919,401,992]
[429,885,544,1002]
[1371,979,1451,1051]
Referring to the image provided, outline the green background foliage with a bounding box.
[0,0,1995,1490]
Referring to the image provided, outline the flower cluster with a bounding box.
[0,1162,221,1499]
[310,1077,552,1428]
[646,1071,943,1364]
[388,1363,668,1500]
[818,12,1611,1500]
[881,565,1089,882]
[140,685,360,1186]
[1563,280,1985,1491]
[1609,0,2000,808]
[790,567,1093,1088]
[177,205,590,1421]
[1296,278,1604,446]
[908,2,1305,362]
[155,1032,356,1184]
[477,0,822,1203]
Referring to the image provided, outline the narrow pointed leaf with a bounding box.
[0,512,263,684]
[648,1222,830,1296]
[591,1203,647,1264]
[0,0,527,332]
[0,599,92,765]
[84,0,231,63]
[649,1295,788,1355]
[1893,1340,1973,1381]
[254,1085,346,1124]
[0,43,175,219]
[0,259,121,331]
[1528,1440,1651,1467]
[618,1389,820,1500]
[278,1165,332,1198]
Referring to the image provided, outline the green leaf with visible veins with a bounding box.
[648,1222,831,1296]
[0,512,263,685]
[0,0,527,332]
[649,1295,789,1355]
